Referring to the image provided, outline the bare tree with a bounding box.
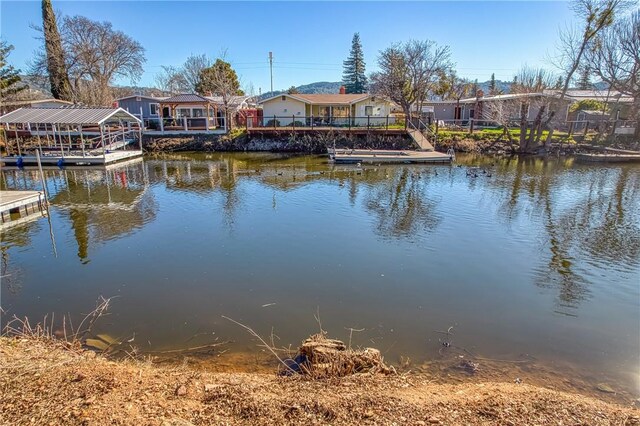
[586,9,640,136]
[182,53,212,92]
[510,66,557,152]
[154,65,188,95]
[544,0,631,145]
[31,15,146,106]
[370,39,452,120]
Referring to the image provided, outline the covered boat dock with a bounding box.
[1,107,144,166]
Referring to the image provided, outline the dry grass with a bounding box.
[1,336,639,426]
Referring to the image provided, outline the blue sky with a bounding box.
[1,1,576,93]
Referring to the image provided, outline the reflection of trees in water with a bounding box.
[363,168,441,239]
[49,164,157,263]
[488,156,640,310]
[1,222,38,295]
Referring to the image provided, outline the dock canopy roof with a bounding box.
[0,107,141,125]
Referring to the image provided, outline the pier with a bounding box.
[0,190,47,228]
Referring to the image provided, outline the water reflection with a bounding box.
[1,153,638,398]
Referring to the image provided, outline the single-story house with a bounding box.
[259,90,396,127]
[116,94,255,131]
[422,93,565,125]
[0,98,73,115]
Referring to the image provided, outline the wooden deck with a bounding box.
[330,149,453,164]
[247,127,407,136]
[1,150,143,167]
[0,190,47,228]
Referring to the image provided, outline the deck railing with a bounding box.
[251,115,399,130]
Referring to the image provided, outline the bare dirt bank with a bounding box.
[2,338,638,426]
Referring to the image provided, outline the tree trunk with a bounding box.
[518,103,529,153]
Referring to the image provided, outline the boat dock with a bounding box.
[1,150,142,167]
[0,107,144,167]
[330,149,453,164]
[0,190,47,228]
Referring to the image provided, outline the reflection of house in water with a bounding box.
[48,162,157,262]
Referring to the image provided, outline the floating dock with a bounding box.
[575,153,640,163]
[1,150,143,167]
[0,190,47,228]
[330,149,453,164]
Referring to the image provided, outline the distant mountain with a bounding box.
[259,81,343,100]
[476,80,512,95]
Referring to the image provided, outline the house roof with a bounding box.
[160,94,211,104]
[0,98,73,107]
[0,107,141,125]
[259,93,371,105]
[115,95,168,102]
[543,89,634,102]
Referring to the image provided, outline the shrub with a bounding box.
[265,119,281,127]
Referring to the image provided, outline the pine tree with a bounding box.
[489,73,496,95]
[42,0,72,101]
[576,66,592,90]
[0,41,26,99]
[342,33,367,94]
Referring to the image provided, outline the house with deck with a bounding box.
[116,94,255,132]
[258,87,396,127]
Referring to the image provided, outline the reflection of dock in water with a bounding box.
[0,190,47,229]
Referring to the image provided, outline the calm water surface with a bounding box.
[1,153,639,396]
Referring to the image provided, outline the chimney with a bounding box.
[339,86,346,94]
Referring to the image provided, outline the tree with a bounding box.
[370,39,452,120]
[182,54,212,92]
[586,9,640,136]
[287,85,299,94]
[0,41,27,99]
[196,58,244,129]
[155,65,189,95]
[41,0,72,101]
[489,73,497,95]
[510,66,557,152]
[576,65,593,89]
[544,0,631,145]
[342,33,368,94]
[32,14,146,105]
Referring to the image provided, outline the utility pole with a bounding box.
[269,51,273,94]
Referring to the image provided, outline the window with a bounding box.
[281,95,286,101]
[192,108,204,118]
[333,106,349,117]
[365,106,373,116]
[177,108,191,118]
[149,103,158,116]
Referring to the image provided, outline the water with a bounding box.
[1,153,639,398]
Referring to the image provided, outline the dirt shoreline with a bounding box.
[1,337,638,425]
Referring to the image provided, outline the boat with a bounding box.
[329,149,454,164]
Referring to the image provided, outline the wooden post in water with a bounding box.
[14,128,21,156]
[78,125,84,157]
[100,125,106,161]
[35,150,49,206]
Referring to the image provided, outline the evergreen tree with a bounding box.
[576,66,592,90]
[287,85,299,94]
[554,76,564,90]
[0,41,26,99]
[342,33,367,94]
[41,0,72,101]
[489,73,496,95]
